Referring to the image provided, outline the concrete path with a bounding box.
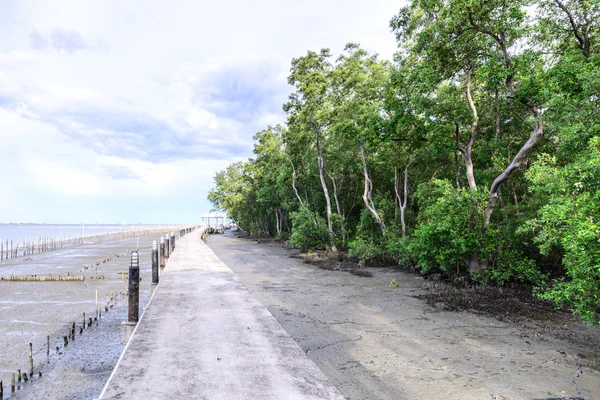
[99,230,344,400]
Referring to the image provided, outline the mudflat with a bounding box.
[206,232,600,400]
[0,235,165,400]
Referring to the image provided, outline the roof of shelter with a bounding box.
[200,211,227,219]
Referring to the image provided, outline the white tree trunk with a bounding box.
[316,138,337,251]
[359,141,386,233]
[327,170,346,245]
[483,120,545,228]
[399,154,413,237]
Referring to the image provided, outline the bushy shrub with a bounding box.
[522,140,600,323]
[348,208,387,265]
[407,180,484,278]
[348,235,384,265]
[384,230,413,269]
[406,179,542,285]
[287,209,330,252]
[275,231,290,241]
[471,247,545,286]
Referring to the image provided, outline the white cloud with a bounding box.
[0,0,404,223]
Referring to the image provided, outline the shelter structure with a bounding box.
[200,211,228,227]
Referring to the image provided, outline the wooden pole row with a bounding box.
[0,226,199,262]
[0,226,203,394]
[0,288,130,395]
[0,275,84,282]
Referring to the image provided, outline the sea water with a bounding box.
[0,223,181,242]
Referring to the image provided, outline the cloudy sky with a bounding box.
[0,0,401,224]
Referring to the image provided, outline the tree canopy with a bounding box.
[209,0,600,324]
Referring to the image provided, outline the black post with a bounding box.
[160,237,165,268]
[171,233,175,252]
[165,234,170,260]
[128,251,140,324]
[151,240,159,285]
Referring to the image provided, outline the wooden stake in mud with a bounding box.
[1,379,3,398]
[83,312,86,329]
[11,374,15,392]
[17,369,21,382]
[0,275,84,282]
[47,335,50,360]
[96,289,99,318]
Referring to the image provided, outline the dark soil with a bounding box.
[348,269,374,277]
[290,250,363,273]
[293,248,600,369]
[416,281,600,368]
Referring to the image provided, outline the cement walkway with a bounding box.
[99,230,344,400]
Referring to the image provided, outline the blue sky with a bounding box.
[0,0,401,224]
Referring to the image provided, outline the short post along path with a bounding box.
[99,229,343,400]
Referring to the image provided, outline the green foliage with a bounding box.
[348,236,384,266]
[287,209,330,252]
[472,247,545,286]
[348,206,390,265]
[407,180,483,277]
[522,137,600,323]
[209,2,600,322]
[384,230,412,268]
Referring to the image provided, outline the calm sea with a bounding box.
[0,223,184,242]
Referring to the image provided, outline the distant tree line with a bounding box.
[209,0,599,323]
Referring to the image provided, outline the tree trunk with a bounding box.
[465,19,548,274]
[264,213,271,236]
[358,140,386,232]
[316,138,337,251]
[455,150,462,190]
[286,155,318,227]
[483,120,545,229]
[462,65,478,192]
[394,168,400,221]
[274,207,281,236]
[326,170,346,245]
[495,86,501,142]
[467,252,481,276]
[462,65,481,274]
[552,0,591,59]
[400,154,413,237]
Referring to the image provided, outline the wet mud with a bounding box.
[206,233,600,400]
[0,235,166,399]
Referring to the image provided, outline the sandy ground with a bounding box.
[0,234,169,400]
[206,232,600,400]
